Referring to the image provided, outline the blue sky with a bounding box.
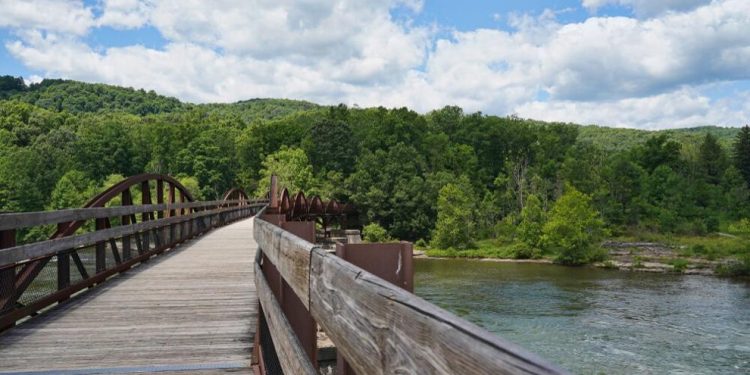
[0,0,748,129]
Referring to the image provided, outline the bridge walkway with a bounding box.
[0,218,257,374]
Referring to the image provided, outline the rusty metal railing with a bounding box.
[0,174,266,331]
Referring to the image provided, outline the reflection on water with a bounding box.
[415,259,750,374]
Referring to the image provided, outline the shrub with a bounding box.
[716,255,750,277]
[668,258,690,273]
[728,218,750,235]
[509,244,541,259]
[362,222,390,243]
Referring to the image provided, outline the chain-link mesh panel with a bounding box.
[77,245,98,277]
[106,240,116,269]
[17,257,57,306]
[0,266,17,313]
[69,251,85,284]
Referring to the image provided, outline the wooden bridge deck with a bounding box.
[0,218,258,375]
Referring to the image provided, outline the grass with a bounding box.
[424,239,546,260]
[666,258,690,273]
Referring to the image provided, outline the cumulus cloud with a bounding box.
[0,0,94,35]
[96,0,152,29]
[515,88,750,129]
[1,0,749,129]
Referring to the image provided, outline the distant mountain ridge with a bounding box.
[0,76,740,149]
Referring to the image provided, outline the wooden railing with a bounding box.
[0,194,266,330]
[253,216,569,375]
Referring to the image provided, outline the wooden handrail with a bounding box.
[1,200,266,330]
[0,203,267,266]
[253,217,569,375]
[0,199,267,231]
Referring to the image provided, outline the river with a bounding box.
[414,258,750,374]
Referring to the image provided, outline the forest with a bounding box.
[1,76,749,274]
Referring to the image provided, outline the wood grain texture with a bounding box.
[253,219,313,309]
[254,262,317,375]
[0,218,259,373]
[309,248,569,375]
[0,206,260,265]
[0,201,267,231]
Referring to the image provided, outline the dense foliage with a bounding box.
[1,77,749,265]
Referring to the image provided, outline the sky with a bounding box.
[0,0,749,129]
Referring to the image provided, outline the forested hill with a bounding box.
[0,77,319,120]
[2,76,750,270]
[579,125,740,151]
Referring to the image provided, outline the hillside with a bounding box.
[578,125,740,152]
[0,77,320,122]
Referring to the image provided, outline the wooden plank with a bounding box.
[254,262,317,375]
[0,206,259,265]
[253,218,313,309]
[0,218,258,373]
[0,201,266,231]
[308,248,569,375]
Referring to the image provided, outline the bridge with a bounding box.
[0,174,567,374]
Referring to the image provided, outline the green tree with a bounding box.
[638,134,681,173]
[49,170,94,210]
[699,133,728,185]
[303,116,357,175]
[541,186,605,265]
[430,176,474,249]
[518,194,545,248]
[732,125,750,186]
[254,147,315,197]
[74,118,140,180]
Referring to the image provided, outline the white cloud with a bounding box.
[582,0,712,18]
[1,0,749,129]
[515,88,750,129]
[0,0,94,35]
[96,0,152,29]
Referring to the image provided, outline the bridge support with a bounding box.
[334,241,414,375]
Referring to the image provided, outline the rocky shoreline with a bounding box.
[415,242,721,276]
[597,241,717,275]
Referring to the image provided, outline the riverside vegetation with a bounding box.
[1,76,749,276]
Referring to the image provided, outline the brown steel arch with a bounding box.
[53,174,195,239]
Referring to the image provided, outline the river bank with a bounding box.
[417,237,750,276]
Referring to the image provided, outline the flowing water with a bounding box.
[414,258,750,374]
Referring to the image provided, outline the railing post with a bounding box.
[95,218,106,273]
[335,241,414,374]
[0,229,17,330]
[168,183,176,245]
[57,250,70,294]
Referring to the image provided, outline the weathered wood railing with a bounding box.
[0,183,266,330]
[253,215,569,375]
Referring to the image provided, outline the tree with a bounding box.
[49,170,94,210]
[638,134,681,173]
[541,185,605,265]
[732,125,750,186]
[602,154,645,226]
[303,117,357,175]
[74,119,140,180]
[254,147,315,197]
[518,194,545,248]
[699,133,728,185]
[430,176,475,249]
